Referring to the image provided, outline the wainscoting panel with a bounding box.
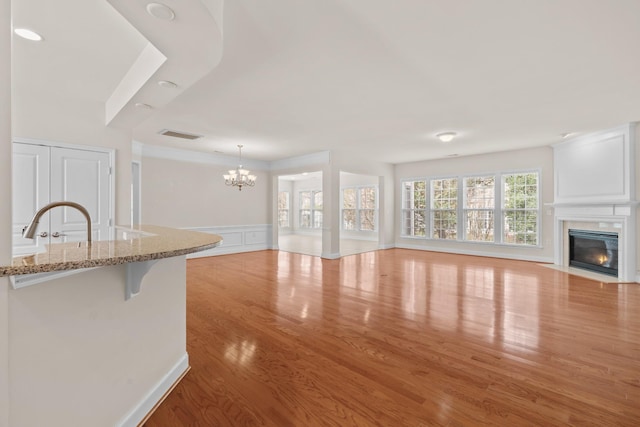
[553,124,633,204]
[183,224,273,258]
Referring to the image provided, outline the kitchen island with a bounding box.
[1,226,222,427]
[1,224,222,277]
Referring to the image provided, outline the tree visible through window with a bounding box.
[503,172,538,245]
[359,187,376,231]
[431,178,458,239]
[342,187,377,231]
[400,171,540,246]
[342,188,357,230]
[464,176,495,242]
[300,190,322,229]
[401,180,426,236]
[278,191,290,227]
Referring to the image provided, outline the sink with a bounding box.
[113,226,156,241]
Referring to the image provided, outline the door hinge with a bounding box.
[108,167,113,175]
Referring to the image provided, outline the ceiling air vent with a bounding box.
[159,129,203,140]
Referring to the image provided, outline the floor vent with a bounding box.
[159,129,203,140]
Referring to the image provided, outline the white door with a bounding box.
[12,143,50,254]
[12,141,112,254]
[50,147,111,243]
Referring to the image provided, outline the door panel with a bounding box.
[50,147,110,244]
[12,143,50,255]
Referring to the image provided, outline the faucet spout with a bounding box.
[22,201,92,243]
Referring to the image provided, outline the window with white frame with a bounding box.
[300,190,323,229]
[401,171,539,246]
[342,188,357,231]
[431,178,458,239]
[502,172,539,245]
[464,176,495,242]
[359,187,376,231]
[342,186,377,231]
[313,191,323,228]
[401,180,427,237]
[278,191,290,227]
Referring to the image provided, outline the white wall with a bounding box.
[9,257,187,426]
[636,123,640,272]
[395,146,554,262]
[341,172,378,187]
[1,0,12,424]
[141,156,270,228]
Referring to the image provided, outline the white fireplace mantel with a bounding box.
[552,123,638,282]
[553,203,636,282]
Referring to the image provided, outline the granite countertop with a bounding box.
[0,225,222,277]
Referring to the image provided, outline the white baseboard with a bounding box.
[117,353,189,427]
[321,252,341,259]
[377,244,395,250]
[395,243,554,263]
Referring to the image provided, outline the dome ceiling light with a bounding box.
[14,28,43,41]
[146,3,176,21]
[158,80,178,89]
[436,132,457,143]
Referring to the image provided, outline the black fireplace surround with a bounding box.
[568,229,619,277]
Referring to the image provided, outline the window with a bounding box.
[503,172,539,245]
[313,191,323,228]
[464,176,495,242]
[359,187,376,231]
[401,180,426,236]
[400,170,540,246]
[431,178,457,239]
[342,187,377,231]
[278,191,290,227]
[299,190,322,229]
[342,188,356,231]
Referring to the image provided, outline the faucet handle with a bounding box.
[39,231,48,238]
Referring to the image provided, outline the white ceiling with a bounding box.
[12,0,640,164]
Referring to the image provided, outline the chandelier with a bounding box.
[223,144,257,191]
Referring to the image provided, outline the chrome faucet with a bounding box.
[22,201,92,243]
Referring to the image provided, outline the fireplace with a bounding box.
[568,229,619,277]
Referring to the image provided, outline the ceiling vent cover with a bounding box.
[159,129,203,140]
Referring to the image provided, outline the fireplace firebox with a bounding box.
[568,229,619,277]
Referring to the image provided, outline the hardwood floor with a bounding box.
[144,249,640,426]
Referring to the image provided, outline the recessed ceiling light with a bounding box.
[158,80,178,89]
[135,103,153,109]
[436,132,457,143]
[146,3,176,21]
[302,172,309,176]
[447,154,459,157]
[14,28,43,41]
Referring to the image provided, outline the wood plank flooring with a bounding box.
[144,249,640,426]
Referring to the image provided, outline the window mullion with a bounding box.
[457,175,463,241]
[494,173,503,244]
